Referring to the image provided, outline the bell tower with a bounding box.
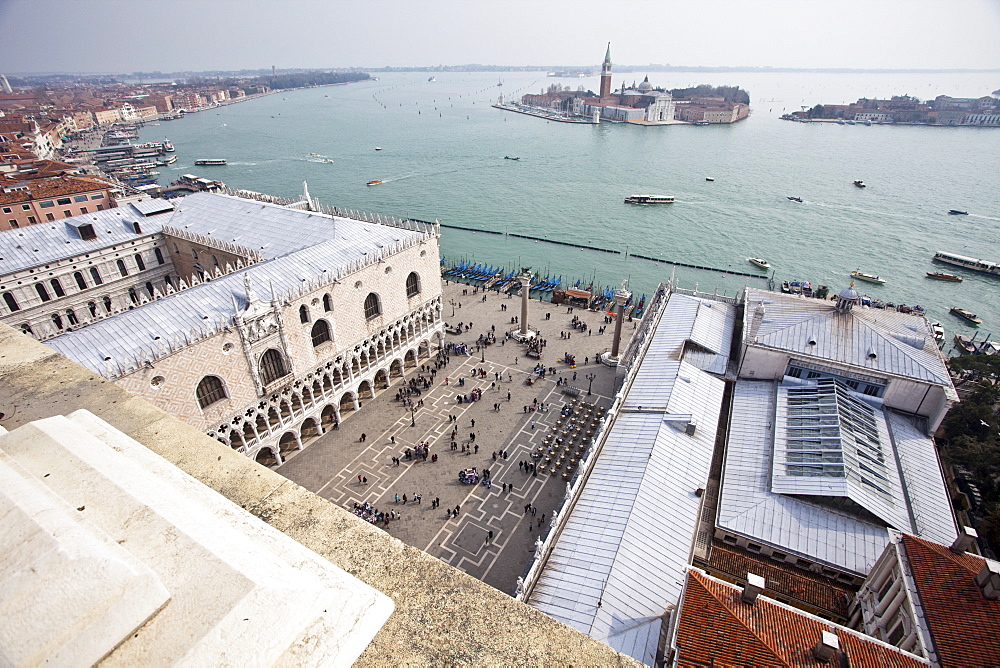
[600,43,612,99]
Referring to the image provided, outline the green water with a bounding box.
[142,71,1000,345]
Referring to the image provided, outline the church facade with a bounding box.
[2,190,444,465]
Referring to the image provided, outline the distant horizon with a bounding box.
[7,65,1000,78]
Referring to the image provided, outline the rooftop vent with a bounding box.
[685,422,697,436]
[867,347,878,360]
[974,560,1000,600]
[811,630,840,662]
[950,526,979,553]
[741,573,765,605]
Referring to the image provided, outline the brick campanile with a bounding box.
[600,43,612,99]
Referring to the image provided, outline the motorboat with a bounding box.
[375,147,383,151]
[930,322,945,345]
[926,272,963,282]
[787,196,803,203]
[748,257,771,270]
[948,209,968,215]
[366,180,383,186]
[955,334,978,354]
[504,156,520,160]
[624,195,675,205]
[705,177,715,182]
[950,307,982,325]
[850,270,886,284]
[853,180,866,188]
[194,159,226,166]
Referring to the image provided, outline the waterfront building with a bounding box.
[0,174,118,230]
[1,191,444,466]
[520,282,961,665]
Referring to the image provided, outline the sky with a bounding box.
[2,0,999,74]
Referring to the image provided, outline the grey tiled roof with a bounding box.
[744,288,951,386]
[0,204,166,275]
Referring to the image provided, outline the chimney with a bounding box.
[811,630,840,662]
[974,560,1000,600]
[741,572,765,605]
[950,526,978,553]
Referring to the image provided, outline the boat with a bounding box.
[926,271,963,282]
[950,307,983,325]
[194,159,227,166]
[428,76,437,82]
[865,120,873,126]
[748,257,771,270]
[930,322,945,345]
[504,156,520,161]
[853,180,866,188]
[624,195,674,205]
[705,177,715,182]
[375,147,383,151]
[955,334,978,354]
[787,196,803,203]
[851,270,886,284]
[366,180,383,186]
[932,251,1000,277]
[948,209,968,215]
[163,141,174,152]
[158,155,178,165]
[308,152,321,156]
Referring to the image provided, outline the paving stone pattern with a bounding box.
[276,280,630,594]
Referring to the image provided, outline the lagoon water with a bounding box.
[141,71,1000,346]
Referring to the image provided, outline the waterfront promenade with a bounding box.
[276,278,628,594]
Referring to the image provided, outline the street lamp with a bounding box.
[410,406,416,427]
[481,345,485,363]
[586,373,597,396]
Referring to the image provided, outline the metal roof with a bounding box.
[0,204,166,275]
[45,195,429,378]
[166,192,417,260]
[529,358,726,665]
[131,198,175,216]
[744,288,951,386]
[717,380,957,576]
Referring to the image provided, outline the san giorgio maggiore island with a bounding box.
[3,55,1000,666]
[494,44,750,125]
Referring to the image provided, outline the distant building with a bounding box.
[0,175,117,230]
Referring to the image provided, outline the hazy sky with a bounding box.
[2,0,999,73]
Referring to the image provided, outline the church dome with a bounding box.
[637,76,652,92]
[838,285,859,301]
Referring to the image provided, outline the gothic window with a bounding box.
[87,301,97,317]
[2,291,19,312]
[35,283,50,302]
[212,255,219,267]
[65,309,78,326]
[50,278,65,297]
[311,320,331,347]
[51,313,63,329]
[128,288,138,304]
[406,271,420,298]
[259,349,289,385]
[154,248,165,265]
[299,304,310,324]
[364,292,381,320]
[117,259,128,277]
[135,253,146,271]
[191,248,198,260]
[20,323,32,335]
[102,295,112,312]
[164,276,174,289]
[196,375,228,409]
[323,293,332,312]
[90,267,103,285]
[74,271,87,290]
[145,281,155,298]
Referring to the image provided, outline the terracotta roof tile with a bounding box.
[902,534,1000,667]
[0,176,113,205]
[706,541,855,619]
[675,571,928,668]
